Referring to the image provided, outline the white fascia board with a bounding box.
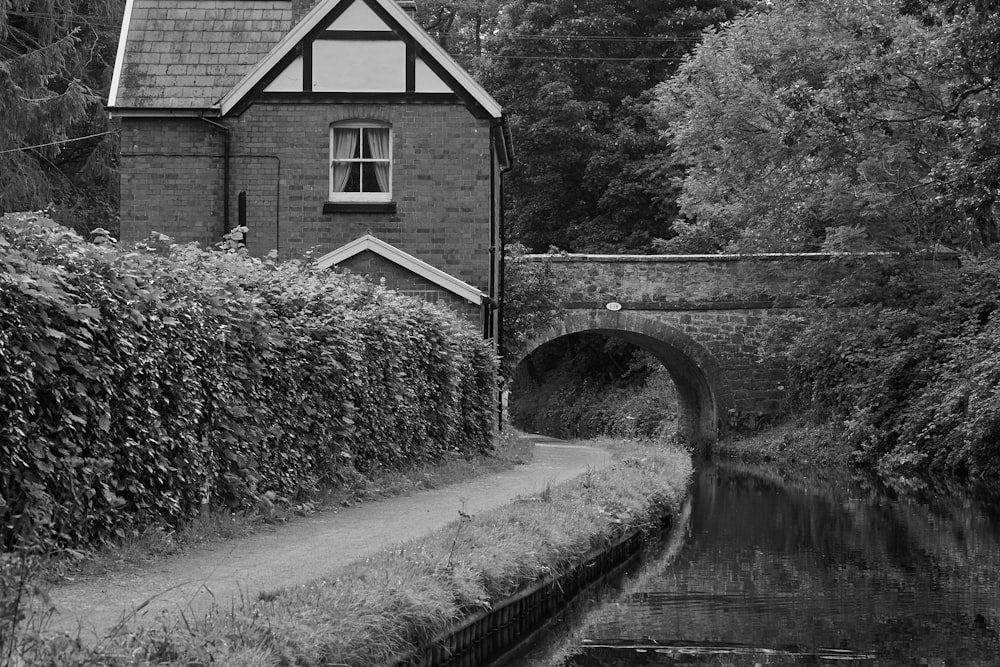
[217,0,502,119]
[315,234,485,305]
[107,0,136,107]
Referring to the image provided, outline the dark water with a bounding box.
[527,461,1000,666]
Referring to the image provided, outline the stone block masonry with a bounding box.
[517,252,960,442]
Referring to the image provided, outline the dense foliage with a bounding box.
[499,242,565,378]
[0,0,121,233]
[0,214,497,552]
[772,256,1000,480]
[468,0,748,252]
[511,334,678,439]
[655,0,1000,253]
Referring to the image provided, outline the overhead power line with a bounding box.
[452,54,687,62]
[441,33,704,42]
[0,130,118,156]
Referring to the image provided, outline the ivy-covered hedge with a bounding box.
[0,214,497,551]
[771,255,1000,480]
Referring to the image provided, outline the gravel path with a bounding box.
[42,435,612,642]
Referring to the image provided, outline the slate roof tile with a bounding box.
[114,0,292,108]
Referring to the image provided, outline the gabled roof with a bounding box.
[109,0,503,120]
[315,235,485,305]
[109,0,292,110]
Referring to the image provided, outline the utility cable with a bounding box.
[0,130,118,156]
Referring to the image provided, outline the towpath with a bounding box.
[42,435,612,642]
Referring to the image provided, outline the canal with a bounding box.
[524,459,1000,666]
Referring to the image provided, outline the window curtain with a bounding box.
[331,128,358,192]
[367,128,390,193]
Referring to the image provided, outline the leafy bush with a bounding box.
[771,255,1000,480]
[510,334,677,440]
[500,242,566,379]
[0,214,497,552]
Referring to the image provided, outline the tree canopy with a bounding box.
[466,0,748,252]
[653,0,1000,253]
[3,0,996,255]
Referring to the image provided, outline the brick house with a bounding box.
[108,0,512,335]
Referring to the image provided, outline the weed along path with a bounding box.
[43,435,613,642]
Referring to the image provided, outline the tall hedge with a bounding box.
[0,214,497,551]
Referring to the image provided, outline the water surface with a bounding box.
[528,461,1000,666]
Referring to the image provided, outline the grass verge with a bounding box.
[711,418,853,472]
[15,437,690,666]
[41,429,534,584]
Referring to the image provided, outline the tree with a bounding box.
[416,0,503,64]
[0,0,121,233]
[474,0,748,253]
[927,3,1000,247]
[654,0,1000,253]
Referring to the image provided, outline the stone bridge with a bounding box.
[511,252,954,444]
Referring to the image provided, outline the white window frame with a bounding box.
[329,120,392,202]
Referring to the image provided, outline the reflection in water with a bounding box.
[530,461,1000,666]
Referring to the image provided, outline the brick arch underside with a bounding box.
[515,310,731,444]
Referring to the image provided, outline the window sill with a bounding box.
[323,201,397,214]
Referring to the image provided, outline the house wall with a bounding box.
[118,101,495,325]
[226,101,495,293]
[120,118,226,247]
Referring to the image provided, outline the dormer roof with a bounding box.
[315,235,485,305]
[108,0,503,120]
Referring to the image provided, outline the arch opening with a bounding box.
[509,311,729,446]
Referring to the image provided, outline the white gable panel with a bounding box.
[218,0,503,117]
[415,56,451,93]
[330,0,391,31]
[312,40,405,91]
[264,56,303,92]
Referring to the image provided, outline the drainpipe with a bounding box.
[201,117,231,238]
[492,119,511,432]
[495,133,508,369]
[487,128,498,342]
[481,296,492,339]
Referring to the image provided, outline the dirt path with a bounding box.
[42,436,612,642]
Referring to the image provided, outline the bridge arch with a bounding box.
[511,309,732,445]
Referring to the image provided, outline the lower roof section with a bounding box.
[314,234,484,306]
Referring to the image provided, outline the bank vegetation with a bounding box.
[6,438,690,666]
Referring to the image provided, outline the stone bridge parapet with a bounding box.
[515,251,958,443]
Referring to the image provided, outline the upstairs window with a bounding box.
[330,122,391,202]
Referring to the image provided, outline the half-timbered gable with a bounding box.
[109,0,511,334]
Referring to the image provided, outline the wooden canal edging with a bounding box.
[391,515,670,667]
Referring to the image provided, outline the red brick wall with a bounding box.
[120,118,225,247]
[119,101,496,319]
[226,102,494,293]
